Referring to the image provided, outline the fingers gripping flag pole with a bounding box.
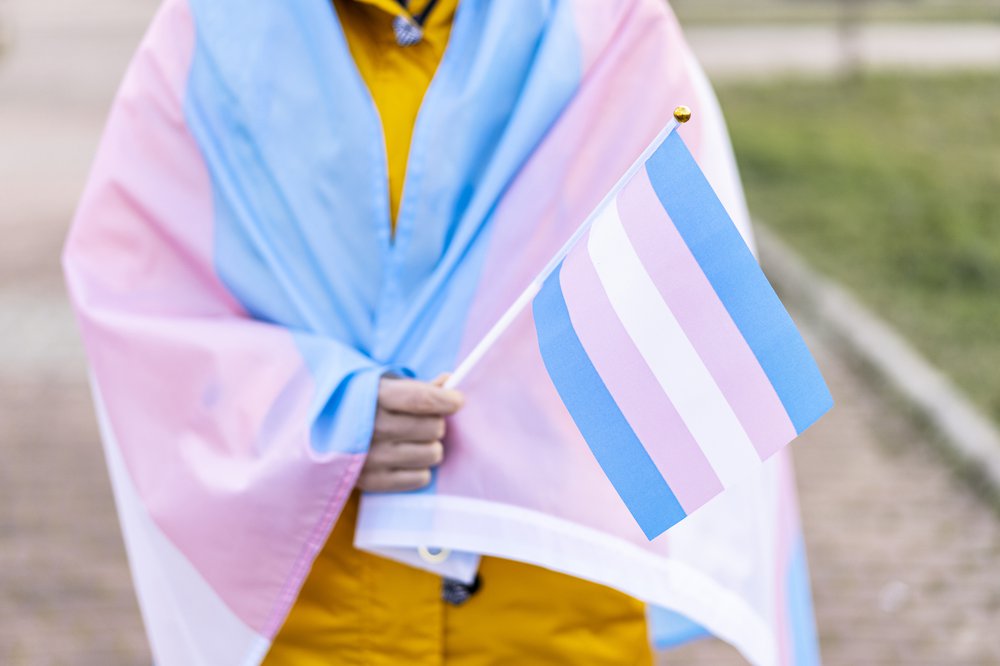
[445,105,832,540]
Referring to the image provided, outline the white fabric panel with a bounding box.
[683,46,757,256]
[92,381,271,666]
[667,456,783,648]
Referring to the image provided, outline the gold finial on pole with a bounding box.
[673,105,692,124]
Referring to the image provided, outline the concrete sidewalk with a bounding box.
[687,22,1000,80]
[3,2,1000,663]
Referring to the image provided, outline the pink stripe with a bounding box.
[617,168,797,458]
[559,237,723,512]
[65,0,364,637]
[263,454,365,637]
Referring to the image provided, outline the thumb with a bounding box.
[430,373,464,414]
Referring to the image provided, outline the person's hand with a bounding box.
[357,374,464,493]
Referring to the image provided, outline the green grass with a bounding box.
[715,72,1000,423]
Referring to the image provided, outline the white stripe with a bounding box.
[92,380,270,666]
[585,203,760,488]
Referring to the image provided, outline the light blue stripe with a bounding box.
[787,537,822,665]
[648,605,711,649]
[646,132,832,434]
[533,263,685,540]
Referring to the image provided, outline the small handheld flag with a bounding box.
[447,107,833,540]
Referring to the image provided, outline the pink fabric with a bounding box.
[618,168,798,459]
[559,235,723,512]
[64,0,364,635]
[571,0,705,158]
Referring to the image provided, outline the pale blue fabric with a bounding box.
[183,0,582,458]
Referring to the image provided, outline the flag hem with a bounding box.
[355,492,776,665]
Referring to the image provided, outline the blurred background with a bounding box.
[1,0,999,663]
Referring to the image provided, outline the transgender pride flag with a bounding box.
[526,122,832,540]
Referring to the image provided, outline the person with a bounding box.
[262,2,652,662]
[64,0,821,664]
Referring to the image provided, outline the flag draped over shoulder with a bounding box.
[63,0,825,664]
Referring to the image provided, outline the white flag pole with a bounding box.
[445,109,691,389]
